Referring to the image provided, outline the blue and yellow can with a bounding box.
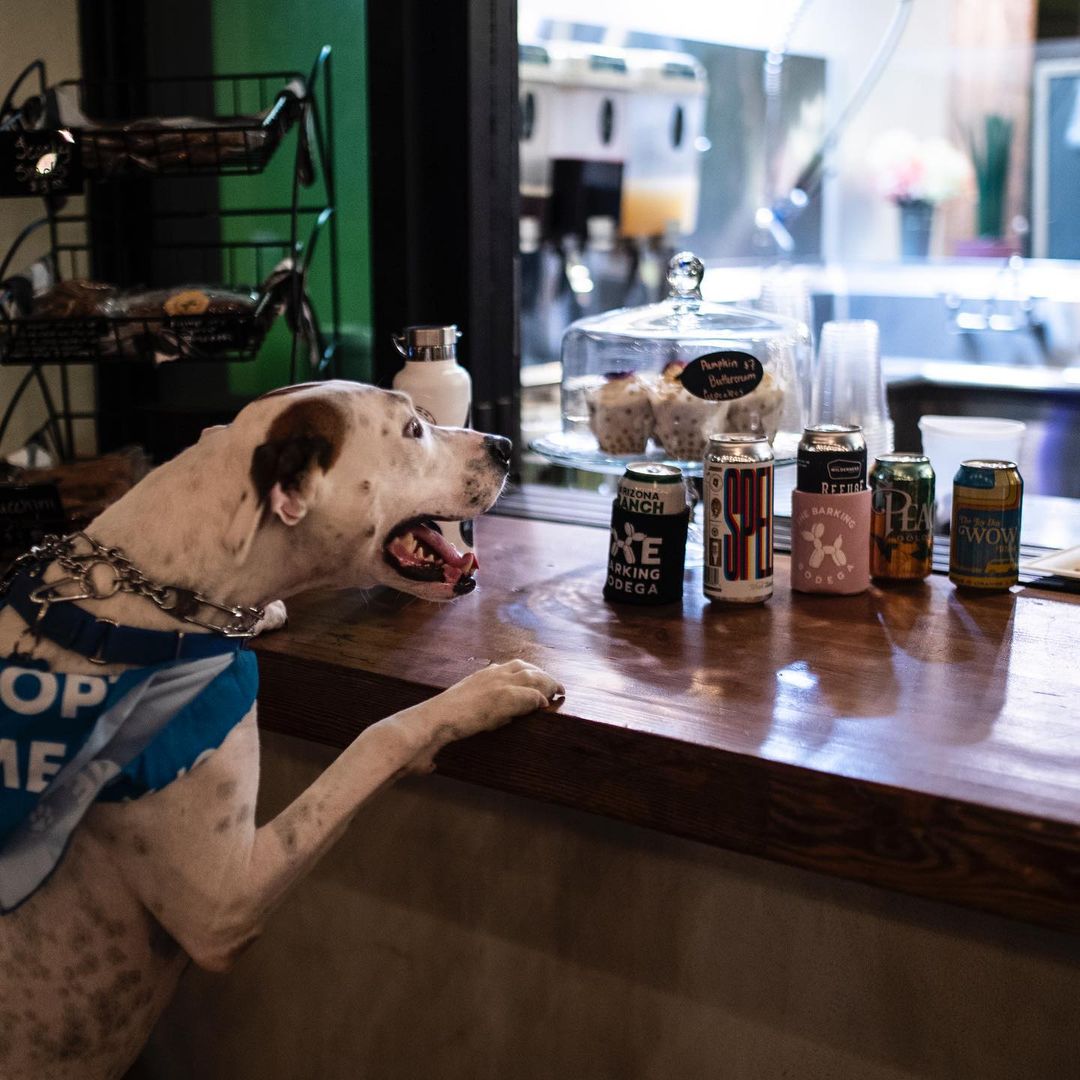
[949,460,1023,591]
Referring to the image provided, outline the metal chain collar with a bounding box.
[0,532,264,638]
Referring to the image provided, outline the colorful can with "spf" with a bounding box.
[704,433,774,604]
[949,459,1023,591]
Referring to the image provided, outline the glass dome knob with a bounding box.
[666,251,705,299]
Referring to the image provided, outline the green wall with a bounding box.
[211,0,371,393]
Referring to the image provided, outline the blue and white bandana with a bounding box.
[0,649,258,912]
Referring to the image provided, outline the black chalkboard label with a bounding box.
[678,351,763,402]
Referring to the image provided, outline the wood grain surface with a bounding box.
[254,515,1080,932]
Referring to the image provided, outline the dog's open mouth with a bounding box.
[383,518,479,594]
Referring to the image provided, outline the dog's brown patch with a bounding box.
[251,396,347,501]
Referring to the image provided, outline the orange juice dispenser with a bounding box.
[621,51,708,240]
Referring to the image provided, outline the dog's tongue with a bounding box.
[412,522,478,584]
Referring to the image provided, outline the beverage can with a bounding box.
[603,463,689,605]
[869,454,935,581]
[949,460,1023,591]
[797,424,867,493]
[704,434,774,604]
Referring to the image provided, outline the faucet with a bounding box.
[755,0,916,256]
[944,256,1050,362]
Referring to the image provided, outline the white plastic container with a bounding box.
[918,415,1026,523]
[392,325,474,555]
[543,42,632,165]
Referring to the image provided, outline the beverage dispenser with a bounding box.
[542,42,631,242]
[518,42,708,368]
[621,50,708,239]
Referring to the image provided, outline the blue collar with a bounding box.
[1,569,247,667]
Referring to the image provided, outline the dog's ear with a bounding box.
[224,396,347,562]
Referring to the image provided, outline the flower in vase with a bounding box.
[867,129,973,206]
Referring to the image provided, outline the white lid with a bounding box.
[564,251,797,344]
[524,41,634,91]
[519,42,559,85]
[917,415,1026,437]
[624,48,708,94]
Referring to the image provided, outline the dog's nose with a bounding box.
[483,435,512,469]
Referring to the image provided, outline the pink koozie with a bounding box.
[791,489,871,595]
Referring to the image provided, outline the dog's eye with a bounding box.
[403,417,424,439]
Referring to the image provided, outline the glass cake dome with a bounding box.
[539,252,808,474]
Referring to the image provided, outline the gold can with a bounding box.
[870,454,935,581]
[949,460,1023,591]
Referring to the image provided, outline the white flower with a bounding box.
[866,129,973,205]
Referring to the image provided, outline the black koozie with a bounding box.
[603,503,690,606]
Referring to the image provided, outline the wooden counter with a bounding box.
[253,515,1080,934]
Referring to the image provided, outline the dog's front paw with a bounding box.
[253,600,288,635]
[435,659,565,741]
[382,660,564,776]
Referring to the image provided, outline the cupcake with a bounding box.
[586,372,654,455]
[726,371,786,441]
[648,361,729,461]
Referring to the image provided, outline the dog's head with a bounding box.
[219,381,511,600]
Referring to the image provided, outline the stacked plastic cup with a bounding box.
[810,319,894,462]
[758,267,815,427]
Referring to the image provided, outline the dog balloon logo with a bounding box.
[800,523,848,569]
[611,521,647,564]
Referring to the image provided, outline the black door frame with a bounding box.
[366,0,521,453]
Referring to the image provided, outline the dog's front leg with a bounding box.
[100,659,562,972]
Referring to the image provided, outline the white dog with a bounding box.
[0,380,562,1080]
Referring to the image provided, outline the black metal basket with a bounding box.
[0,303,273,365]
[57,72,305,179]
[1,60,307,182]
[0,208,330,366]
